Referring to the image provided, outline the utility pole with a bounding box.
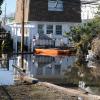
[4,2,7,25]
[21,0,25,68]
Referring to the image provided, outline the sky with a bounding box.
[1,0,16,16]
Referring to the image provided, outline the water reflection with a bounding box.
[0,54,9,70]
[0,54,100,95]
[14,55,76,82]
[0,54,14,85]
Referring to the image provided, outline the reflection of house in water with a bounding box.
[0,54,9,70]
[27,55,55,77]
[0,55,14,85]
[15,55,76,83]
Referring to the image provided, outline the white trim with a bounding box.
[25,21,81,24]
[9,24,35,28]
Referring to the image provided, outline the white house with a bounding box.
[81,0,99,21]
[5,0,99,53]
[8,0,81,53]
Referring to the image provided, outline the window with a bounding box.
[45,66,52,75]
[38,24,44,34]
[48,0,63,11]
[46,25,53,34]
[56,25,62,35]
[54,64,61,75]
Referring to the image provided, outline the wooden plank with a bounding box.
[12,65,38,84]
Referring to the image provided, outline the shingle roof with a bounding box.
[15,0,81,23]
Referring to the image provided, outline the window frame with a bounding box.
[56,25,62,35]
[46,25,53,34]
[38,24,44,34]
[48,0,64,11]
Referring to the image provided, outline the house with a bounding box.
[81,0,99,21]
[1,13,15,25]
[11,0,81,52]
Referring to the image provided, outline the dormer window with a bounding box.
[48,0,64,11]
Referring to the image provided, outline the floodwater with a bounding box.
[0,54,100,95]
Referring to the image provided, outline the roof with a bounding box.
[15,0,81,23]
[38,33,53,40]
